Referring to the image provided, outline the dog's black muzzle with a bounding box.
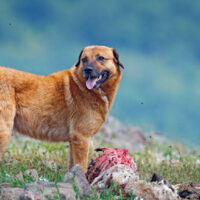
[82,65,110,89]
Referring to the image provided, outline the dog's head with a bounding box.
[75,45,124,90]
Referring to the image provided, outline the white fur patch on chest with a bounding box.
[98,88,109,110]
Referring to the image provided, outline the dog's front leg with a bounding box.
[69,133,89,172]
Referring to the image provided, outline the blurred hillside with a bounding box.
[0,0,199,145]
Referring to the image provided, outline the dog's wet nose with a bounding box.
[84,66,93,75]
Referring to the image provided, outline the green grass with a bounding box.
[0,137,69,187]
[0,135,200,199]
[134,145,200,184]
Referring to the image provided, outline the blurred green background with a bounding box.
[0,0,199,145]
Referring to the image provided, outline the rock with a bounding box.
[23,182,47,196]
[20,190,41,200]
[0,183,11,188]
[0,187,24,200]
[97,116,125,143]
[20,181,76,200]
[95,116,167,152]
[95,117,148,152]
[0,177,85,200]
[64,164,92,195]
[25,169,39,181]
[178,182,200,199]
[122,127,149,152]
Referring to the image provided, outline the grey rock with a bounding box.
[21,181,76,200]
[0,187,24,200]
[95,116,167,152]
[20,190,41,200]
[0,183,11,188]
[64,164,92,195]
[24,182,47,195]
[0,181,78,200]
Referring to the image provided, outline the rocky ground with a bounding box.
[95,116,168,152]
[1,164,200,200]
[0,116,199,200]
[0,164,91,200]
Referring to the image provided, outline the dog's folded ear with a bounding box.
[75,49,83,67]
[113,48,124,69]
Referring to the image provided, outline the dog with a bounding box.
[0,45,124,172]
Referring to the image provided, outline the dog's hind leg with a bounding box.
[0,87,16,158]
[69,134,89,172]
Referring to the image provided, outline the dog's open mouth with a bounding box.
[86,70,109,90]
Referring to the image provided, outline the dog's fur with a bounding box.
[0,45,123,172]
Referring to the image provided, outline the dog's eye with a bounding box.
[82,57,88,63]
[97,56,105,62]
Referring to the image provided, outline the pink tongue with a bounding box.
[86,76,98,90]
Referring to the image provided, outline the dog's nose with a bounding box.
[84,66,93,74]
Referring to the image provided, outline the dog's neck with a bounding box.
[100,71,122,109]
[69,67,121,111]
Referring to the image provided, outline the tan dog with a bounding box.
[0,45,124,172]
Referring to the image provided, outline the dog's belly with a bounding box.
[14,107,70,142]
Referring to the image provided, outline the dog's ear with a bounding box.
[113,48,124,69]
[75,49,83,67]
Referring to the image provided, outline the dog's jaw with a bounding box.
[85,70,110,90]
